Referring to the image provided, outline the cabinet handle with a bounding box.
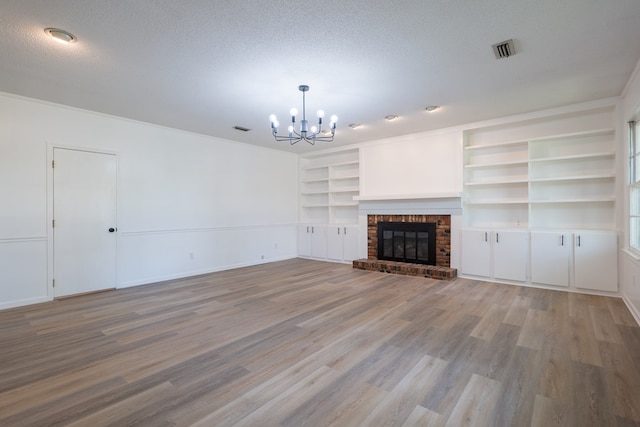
[307,226,309,233]
[577,235,581,247]
[312,226,314,233]
[344,227,347,234]
[496,232,499,243]
[338,227,340,235]
[484,232,488,242]
[561,235,564,246]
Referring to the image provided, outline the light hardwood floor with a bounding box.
[1,258,640,426]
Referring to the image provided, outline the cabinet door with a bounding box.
[574,231,618,292]
[342,225,360,261]
[327,226,343,261]
[493,230,528,282]
[530,231,570,287]
[311,225,327,259]
[327,226,360,262]
[298,224,312,257]
[461,229,491,277]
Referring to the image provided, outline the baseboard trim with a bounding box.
[622,295,640,327]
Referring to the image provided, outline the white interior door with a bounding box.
[53,148,117,297]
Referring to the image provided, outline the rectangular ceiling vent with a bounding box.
[492,39,515,59]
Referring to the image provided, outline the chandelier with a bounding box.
[269,85,338,145]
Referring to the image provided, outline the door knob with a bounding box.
[108,227,116,233]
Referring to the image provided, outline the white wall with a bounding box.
[360,129,463,197]
[621,60,640,322]
[0,92,298,309]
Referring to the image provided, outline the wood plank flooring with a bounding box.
[1,258,640,426]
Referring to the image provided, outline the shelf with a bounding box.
[465,140,528,151]
[329,202,359,207]
[465,179,529,186]
[331,175,359,181]
[331,187,359,193]
[529,152,615,163]
[301,190,330,195]
[465,199,529,205]
[465,159,528,168]
[302,165,329,171]
[529,173,615,183]
[529,197,615,204]
[330,160,359,168]
[301,204,329,208]
[301,178,329,184]
[527,128,614,143]
[465,128,615,152]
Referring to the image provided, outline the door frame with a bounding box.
[46,143,120,299]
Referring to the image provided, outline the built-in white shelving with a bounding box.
[464,126,616,230]
[299,148,360,224]
[298,148,361,263]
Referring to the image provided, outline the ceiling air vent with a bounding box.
[492,39,515,59]
[233,126,251,132]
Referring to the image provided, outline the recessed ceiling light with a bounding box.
[349,123,362,129]
[385,115,399,121]
[44,28,77,44]
[425,105,440,112]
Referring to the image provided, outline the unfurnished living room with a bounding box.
[2,1,640,426]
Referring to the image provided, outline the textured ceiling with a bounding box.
[1,0,640,153]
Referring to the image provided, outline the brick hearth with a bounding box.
[353,214,457,280]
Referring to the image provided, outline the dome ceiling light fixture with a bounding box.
[425,105,440,112]
[44,28,77,44]
[269,85,337,145]
[385,115,399,121]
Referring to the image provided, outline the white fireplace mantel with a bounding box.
[354,192,462,202]
[356,193,462,215]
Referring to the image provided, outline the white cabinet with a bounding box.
[298,224,327,260]
[461,109,619,294]
[327,225,359,262]
[530,230,617,292]
[461,229,491,277]
[461,229,528,282]
[310,225,327,259]
[574,231,618,292]
[531,231,571,287]
[493,230,528,282]
[298,224,312,257]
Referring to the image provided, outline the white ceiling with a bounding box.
[1,1,640,153]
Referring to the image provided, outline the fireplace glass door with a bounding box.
[378,222,436,265]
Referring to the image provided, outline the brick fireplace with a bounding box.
[353,214,457,280]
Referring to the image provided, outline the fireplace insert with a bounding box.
[377,221,436,265]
